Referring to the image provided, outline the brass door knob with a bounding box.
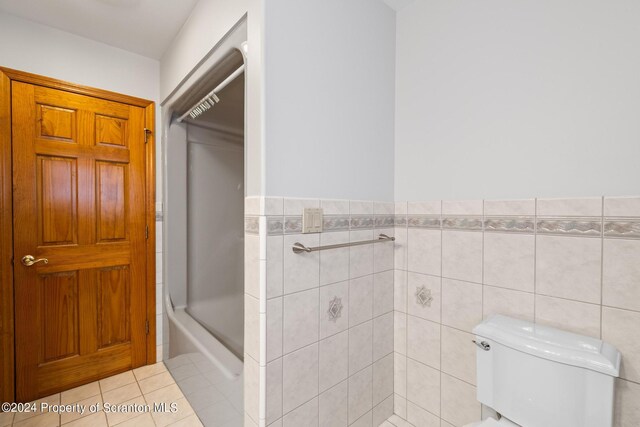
[21,255,48,267]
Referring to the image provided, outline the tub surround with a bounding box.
[245,196,640,427]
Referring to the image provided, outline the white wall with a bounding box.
[0,13,159,103]
[264,0,396,201]
[395,0,640,201]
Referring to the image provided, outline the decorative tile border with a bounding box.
[323,215,350,232]
[406,215,440,229]
[375,215,395,228]
[604,219,640,239]
[245,217,260,235]
[536,218,602,237]
[395,216,407,226]
[267,217,284,235]
[484,217,535,233]
[155,211,163,222]
[350,215,375,230]
[284,216,302,234]
[442,216,483,231]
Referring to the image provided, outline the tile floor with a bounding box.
[0,352,243,427]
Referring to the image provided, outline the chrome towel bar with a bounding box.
[292,234,395,254]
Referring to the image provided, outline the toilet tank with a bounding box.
[473,315,621,427]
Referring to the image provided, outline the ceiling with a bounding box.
[0,0,198,59]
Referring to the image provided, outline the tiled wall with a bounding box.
[245,198,396,427]
[155,203,163,361]
[393,197,640,427]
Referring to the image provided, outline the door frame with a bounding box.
[0,67,157,403]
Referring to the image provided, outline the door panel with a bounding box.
[12,81,147,401]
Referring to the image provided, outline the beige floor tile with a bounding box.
[62,411,106,427]
[138,372,175,395]
[143,384,185,405]
[0,411,13,427]
[133,362,168,381]
[60,394,102,425]
[151,397,195,427]
[61,382,100,405]
[13,411,59,427]
[102,383,142,406]
[13,394,60,423]
[114,413,155,427]
[103,395,147,426]
[167,414,203,427]
[99,372,136,394]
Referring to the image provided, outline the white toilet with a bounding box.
[464,315,621,427]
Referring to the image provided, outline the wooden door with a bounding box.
[12,81,148,401]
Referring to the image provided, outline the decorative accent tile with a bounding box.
[536,218,602,237]
[323,215,351,232]
[350,215,375,230]
[442,217,483,231]
[328,296,344,322]
[484,217,535,233]
[267,217,284,235]
[394,216,407,226]
[407,216,440,229]
[245,217,259,235]
[284,216,302,234]
[604,219,640,239]
[375,216,395,228]
[414,286,433,308]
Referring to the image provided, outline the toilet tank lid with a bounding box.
[473,315,621,376]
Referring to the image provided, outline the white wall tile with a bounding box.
[394,311,407,355]
[482,285,534,322]
[266,358,283,425]
[394,353,407,398]
[536,235,602,304]
[373,353,394,406]
[373,271,394,316]
[264,197,284,216]
[320,281,349,339]
[614,379,640,427]
[284,198,319,216]
[395,201,408,215]
[282,344,319,414]
[441,326,476,385]
[319,331,349,393]
[442,231,483,284]
[374,201,395,215]
[283,234,320,294]
[602,307,640,383]
[483,233,535,292]
[407,273,441,323]
[535,295,601,338]
[350,411,372,427]
[348,366,373,424]
[407,229,441,276]
[267,298,283,362]
[283,288,319,354]
[349,275,373,327]
[407,201,440,215]
[484,199,535,216]
[407,316,440,369]
[394,270,408,313]
[245,295,261,362]
[321,199,350,215]
[283,397,318,427]
[406,401,440,427]
[440,373,481,427]
[320,232,349,286]
[374,228,395,273]
[604,196,640,217]
[394,395,407,420]
[267,235,284,298]
[372,395,394,427]
[536,197,603,217]
[319,380,348,427]
[603,239,640,312]
[441,279,483,333]
[244,355,260,424]
[350,230,374,278]
[394,226,408,270]
[406,358,440,416]
[244,233,260,298]
[373,312,394,361]
[349,321,373,374]
[350,200,374,215]
[442,200,483,216]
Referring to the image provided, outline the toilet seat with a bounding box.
[463,417,521,427]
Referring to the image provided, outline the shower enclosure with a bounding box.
[162,24,247,379]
